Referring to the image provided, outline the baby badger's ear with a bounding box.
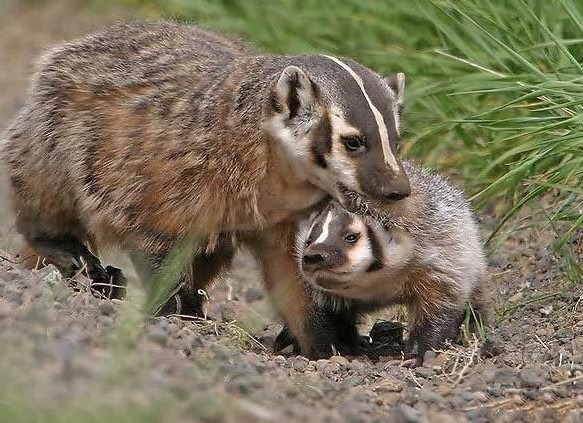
[273,66,319,119]
[384,72,405,117]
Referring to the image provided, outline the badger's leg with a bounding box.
[406,308,465,367]
[274,306,367,357]
[23,236,125,298]
[245,221,362,360]
[131,237,236,317]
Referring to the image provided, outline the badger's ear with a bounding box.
[272,66,318,119]
[384,72,405,115]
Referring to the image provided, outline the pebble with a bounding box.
[518,365,545,388]
[371,375,405,393]
[493,368,517,387]
[486,386,502,397]
[273,355,286,366]
[347,359,366,371]
[325,362,340,374]
[414,367,433,379]
[343,375,365,387]
[288,356,309,371]
[541,392,556,403]
[316,359,329,372]
[329,355,349,367]
[462,391,488,404]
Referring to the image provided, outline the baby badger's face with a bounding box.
[266,57,411,210]
[298,202,414,301]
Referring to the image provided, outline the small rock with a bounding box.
[343,375,365,387]
[519,365,545,389]
[288,356,309,371]
[486,386,502,397]
[371,375,405,393]
[98,301,116,317]
[415,367,433,379]
[541,392,556,403]
[348,359,366,371]
[493,368,517,387]
[324,362,340,374]
[462,391,488,404]
[539,305,553,316]
[273,355,286,366]
[316,359,329,372]
[330,355,349,366]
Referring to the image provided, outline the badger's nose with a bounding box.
[302,244,344,272]
[381,173,411,201]
[384,191,408,201]
[302,252,327,268]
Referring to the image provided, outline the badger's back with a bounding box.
[1,22,267,251]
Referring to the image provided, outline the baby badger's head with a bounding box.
[266,56,411,209]
[297,202,414,301]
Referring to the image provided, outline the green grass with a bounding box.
[118,0,582,276]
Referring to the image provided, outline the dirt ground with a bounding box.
[0,2,582,422]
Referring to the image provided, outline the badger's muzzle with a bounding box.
[301,243,345,273]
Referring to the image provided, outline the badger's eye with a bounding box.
[343,233,360,243]
[343,135,365,152]
[305,236,313,246]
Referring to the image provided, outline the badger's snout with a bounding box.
[301,243,344,273]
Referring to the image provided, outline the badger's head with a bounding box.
[265,55,410,210]
[297,202,414,301]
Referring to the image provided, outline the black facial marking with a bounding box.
[365,225,383,273]
[287,72,301,119]
[310,114,332,168]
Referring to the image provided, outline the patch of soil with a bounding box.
[1,2,582,422]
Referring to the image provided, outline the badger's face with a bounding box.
[297,202,414,301]
[266,57,410,211]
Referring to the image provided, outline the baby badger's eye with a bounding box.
[343,232,360,244]
[343,135,365,152]
[305,236,313,246]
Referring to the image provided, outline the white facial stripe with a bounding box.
[348,238,373,271]
[322,55,400,173]
[315,211,333,244]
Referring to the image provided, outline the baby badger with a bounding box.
[281,160,491,365]
[2,22,410,358]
